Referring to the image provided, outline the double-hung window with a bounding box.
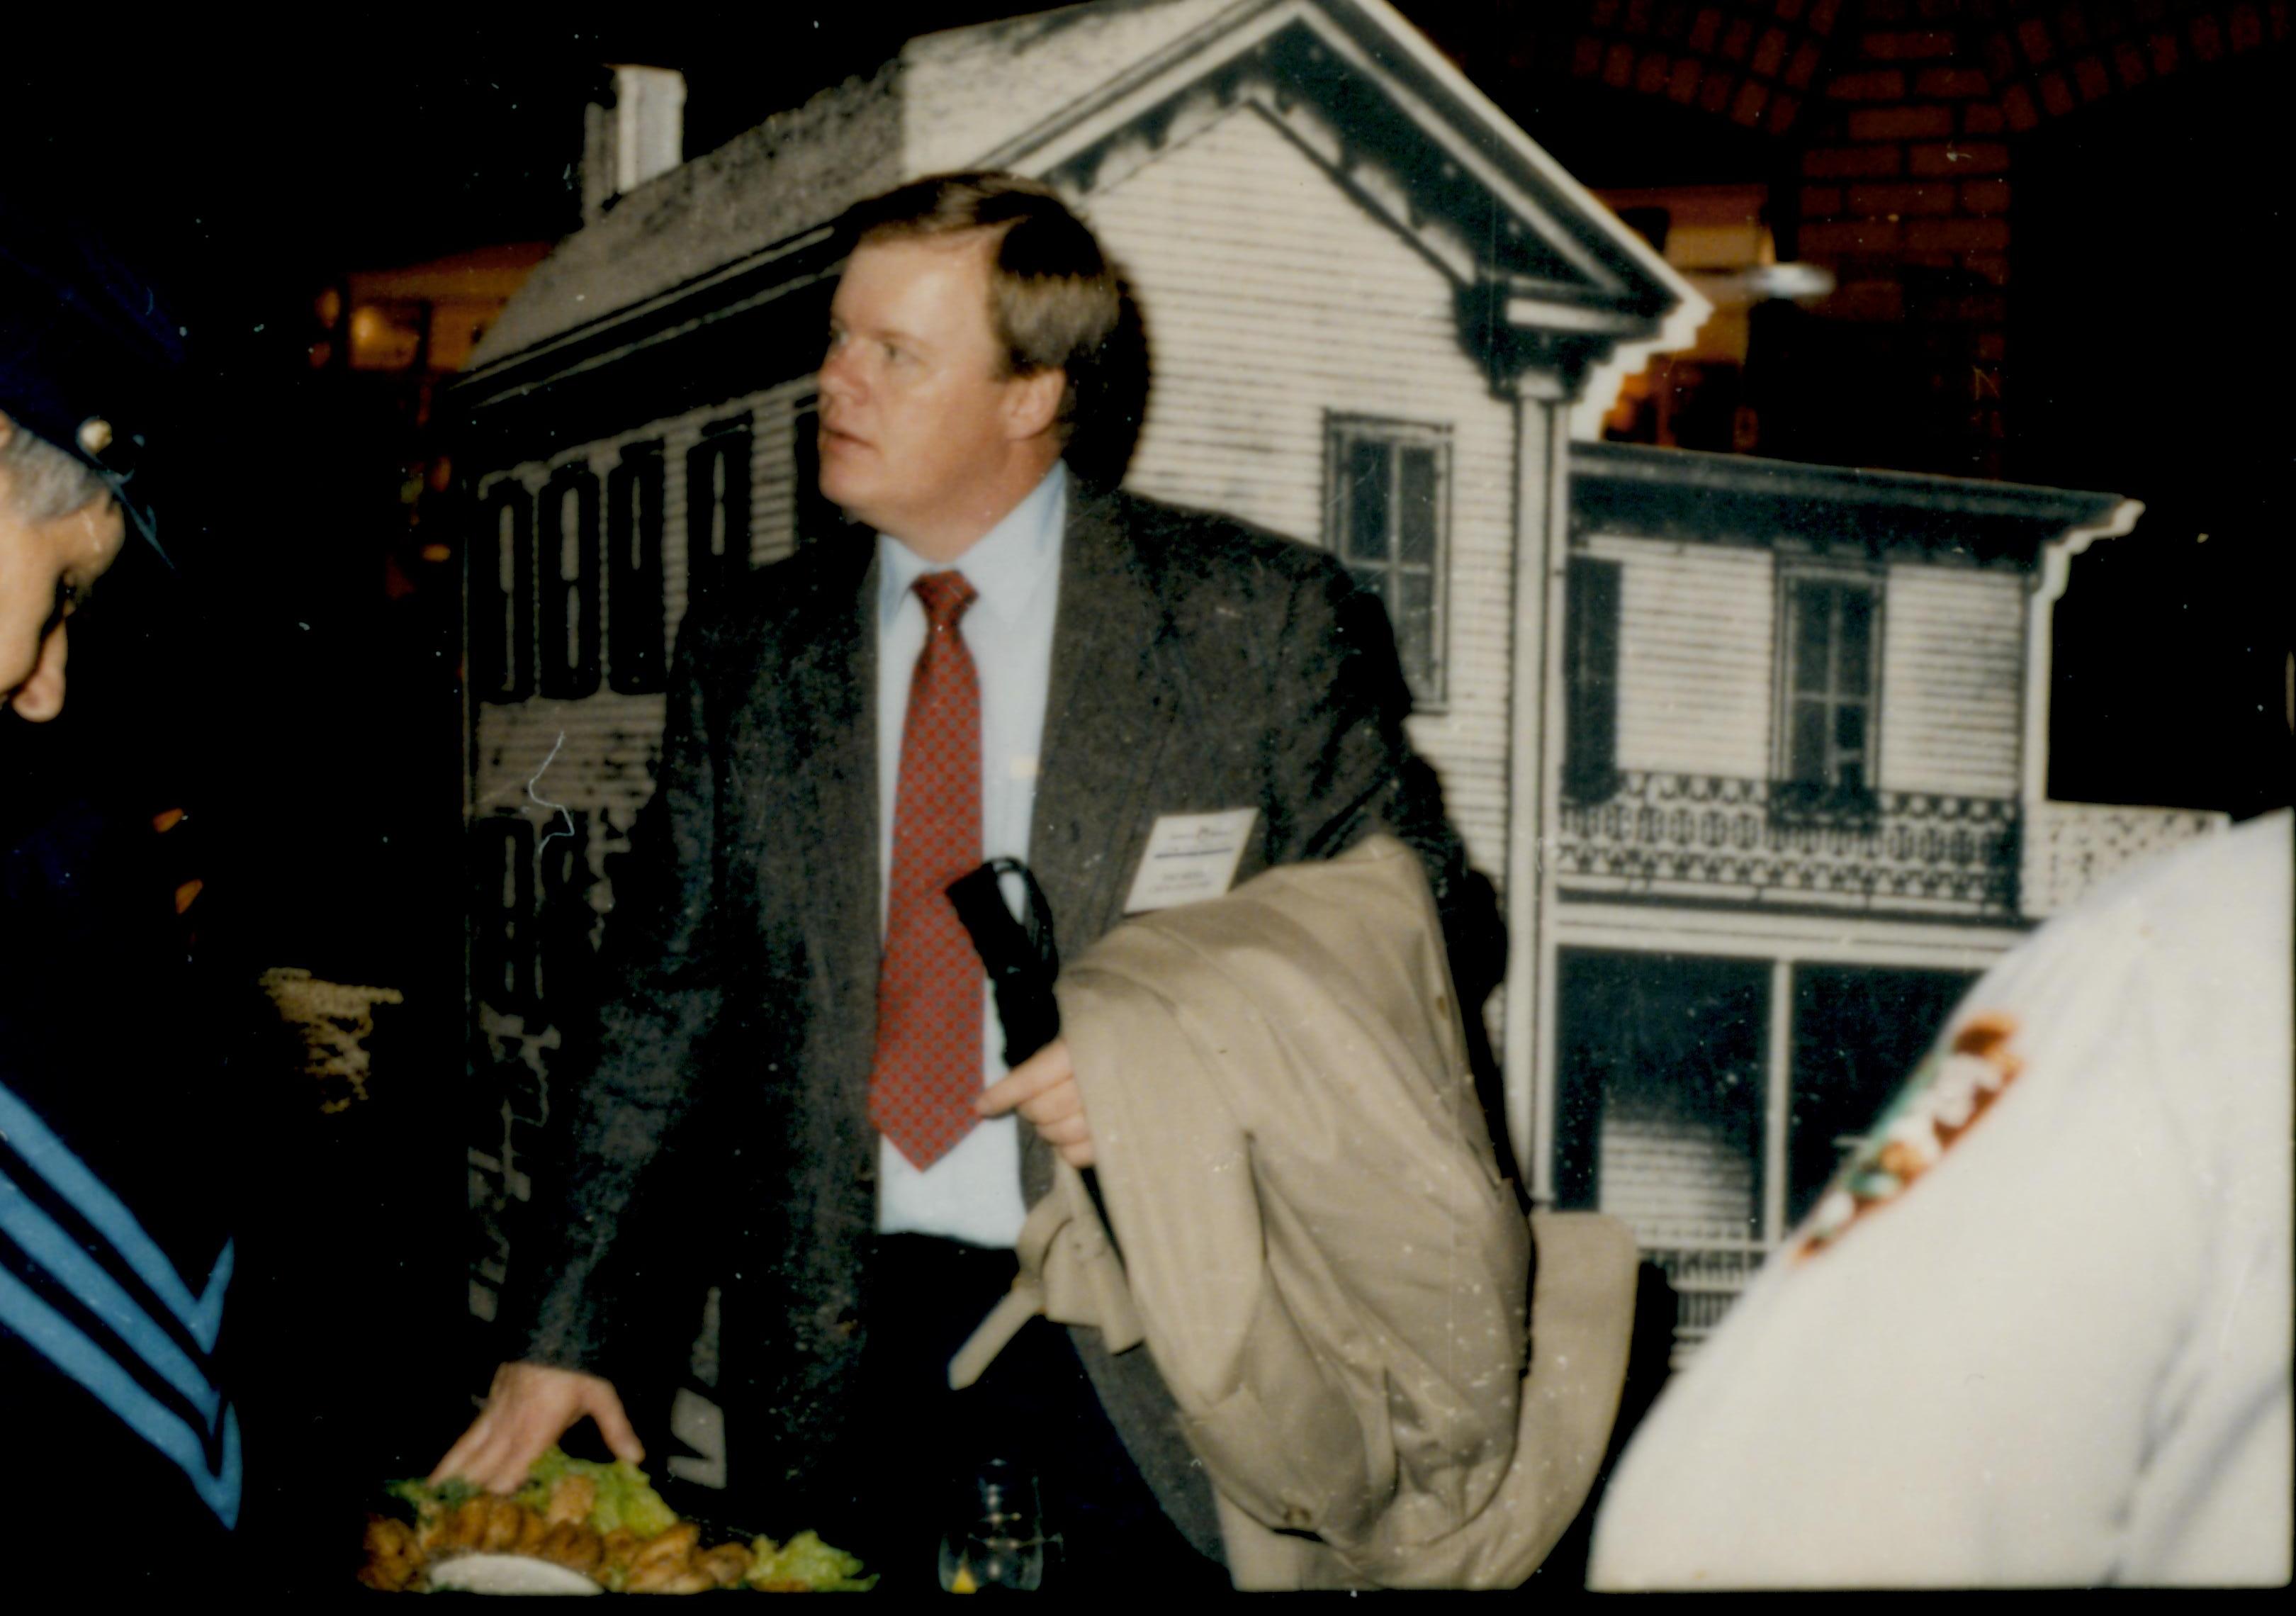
[1327,415,1449,707]
[1777,570,1882,810]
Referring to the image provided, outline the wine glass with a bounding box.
[937,1458,1045,1592]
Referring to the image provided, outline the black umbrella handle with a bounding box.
[946,858,1061,1065]
[946,860,1118,1250]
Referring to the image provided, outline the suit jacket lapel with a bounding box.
[1031,491,1185,963]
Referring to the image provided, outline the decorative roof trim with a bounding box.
[977,1,1702,348]
[1570,441,2132,571]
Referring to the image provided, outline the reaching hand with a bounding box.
[977,1037,1094,1168]
[428,1362,643,1494]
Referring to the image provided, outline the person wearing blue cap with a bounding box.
[2,201,244,1582]
[1,199,179,720]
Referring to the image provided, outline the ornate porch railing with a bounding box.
[1556,772,2022,919]
[1631,1225,1774,1369]
[2021,799,2228,918]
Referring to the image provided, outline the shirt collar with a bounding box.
[877,461,1067,633]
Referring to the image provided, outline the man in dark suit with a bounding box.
[433,173,1493,1586]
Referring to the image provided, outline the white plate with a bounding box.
[426,1553,603,1595]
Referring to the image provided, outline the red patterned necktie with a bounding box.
[870,571,984,1169]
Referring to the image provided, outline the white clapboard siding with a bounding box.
[1585,534,1774,782]
[1086,103,1518,880]
[743,388,814,576]
[1878,563,2023,800]
[901,0,1231,174]
[1598,1114,1758,1236]
[473,692,668,813]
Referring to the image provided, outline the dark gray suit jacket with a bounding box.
[516,485,1489,1554]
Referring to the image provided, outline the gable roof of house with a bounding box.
[463,0,1700,413]
[916,1,1686,318]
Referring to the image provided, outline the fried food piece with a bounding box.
[625,1561,717,1594]
[600,1526,642,1579]
[697,1542,753,1588]
[514,1503,551,1557]
[546,1474,597,1527]
[620,1522,706,1593]
[540,1520,605,1574]
[629,1520,701,1576]
[427,1496,491,1554]
[356,1515,426,1593]
[480,1496,527,1552]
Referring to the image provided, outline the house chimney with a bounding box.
[583,65,686,224]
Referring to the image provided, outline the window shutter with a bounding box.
[607,444,666,694]
[539,466,603,700]
[685,420,753,610]
[473,481,533,705]
[1563,556,1622,802]
[471,816,535,1012]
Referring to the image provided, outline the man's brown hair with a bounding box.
[848,172,1127,450]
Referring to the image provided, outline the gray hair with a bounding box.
[0,420,110,524]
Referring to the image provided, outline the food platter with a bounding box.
[359,1448,874,1594]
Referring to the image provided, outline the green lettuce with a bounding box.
[511,1447,681,1539]
[747,1529,878,1592]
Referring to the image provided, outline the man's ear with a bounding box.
[1002,367,1066,444]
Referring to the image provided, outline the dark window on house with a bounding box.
[471,815,535,1011]
[1778,573,1881,805]
[1328,416,1448,706]
[607,444,666,694]
[1553,948,1768,1239]
[473,481,533,704]
[792,398,845,549]
[1563,556,1622,802]
[539,466,603,700]
[686,418,753,607]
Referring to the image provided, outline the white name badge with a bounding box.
[1122,808,1259,914]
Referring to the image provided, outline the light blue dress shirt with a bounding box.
[873,462,1067,1248]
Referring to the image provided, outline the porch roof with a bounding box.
[1570,442,2132,572]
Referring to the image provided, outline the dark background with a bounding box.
[4,1,2287,1578]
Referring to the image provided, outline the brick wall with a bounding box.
[1554,1,2290,478]
[1794,6,2015,476]
[1570,0,1842,136]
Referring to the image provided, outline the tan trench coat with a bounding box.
[952,836,1638,1588]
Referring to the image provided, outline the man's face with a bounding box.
[816,233,1059,559]
[0,447,126,724]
